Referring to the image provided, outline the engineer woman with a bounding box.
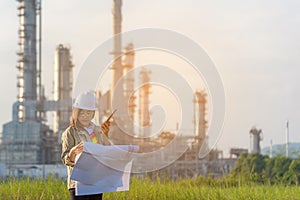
[61,91,111,200]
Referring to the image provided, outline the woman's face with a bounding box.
[78,109,95,127]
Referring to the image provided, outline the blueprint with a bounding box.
[70,142,139,196]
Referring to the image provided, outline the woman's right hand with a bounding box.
[69,141,84,162]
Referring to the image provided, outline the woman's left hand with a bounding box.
[101,121,110,137]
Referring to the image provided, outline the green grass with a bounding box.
[0,176,68,200]
[0,176,300,200]
[106,177,300,200]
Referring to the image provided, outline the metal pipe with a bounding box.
[286,120,289,157]
[13,101,23,122]
[37,0,42,102]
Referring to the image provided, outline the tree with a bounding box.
[272,155,292,184]
[264,157,276,183]
[230,153,266,182]
[284,158,300,185]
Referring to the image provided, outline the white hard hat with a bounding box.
[73,92,97,110]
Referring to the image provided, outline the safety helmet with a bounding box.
[73,91,97,110]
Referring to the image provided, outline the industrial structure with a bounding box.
[249,127,263,154]
[0,0,238,178]
[94,0,235,178]
[122,43,136,136]
[285,120,289,157]
[138,68,151,138]
[53,44,74,135]
[0,0,72,175]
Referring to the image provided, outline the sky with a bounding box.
[1,0,300,156]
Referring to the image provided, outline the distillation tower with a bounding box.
[194,91,207,141]
[107,0,140,144]
[250,127,263,154]
[53,44,73,134]
[122,43,136,135]
[138,68,151,138]
[0,0,46,165]
[0,0,73,167]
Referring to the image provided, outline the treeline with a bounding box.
[229,153,300,185]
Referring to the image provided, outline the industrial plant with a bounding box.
[0,0,266,179]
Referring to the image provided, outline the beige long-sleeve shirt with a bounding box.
[61,123,110,189]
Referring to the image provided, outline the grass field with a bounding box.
[1,176,300,200]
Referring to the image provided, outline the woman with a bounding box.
[61,91,111,200]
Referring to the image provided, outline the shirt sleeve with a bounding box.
[61,127,75,167]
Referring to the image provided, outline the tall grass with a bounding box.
[0,176,68,200]
[106,176,300,200]
[0,176,299,200]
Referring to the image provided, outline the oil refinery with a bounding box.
[0,0,264,179]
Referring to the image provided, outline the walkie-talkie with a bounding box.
[106,109,117,122]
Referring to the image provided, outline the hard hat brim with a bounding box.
[73,104,97,111]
